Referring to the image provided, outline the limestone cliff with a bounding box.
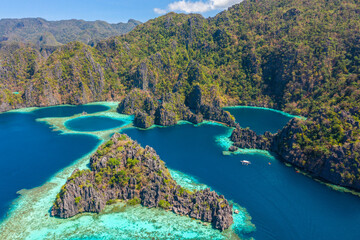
[52,133,233,231]
[117,86,237,129]
[230,110,360,191]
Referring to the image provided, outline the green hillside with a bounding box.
[0,0,359,189]
[0,18,141,47]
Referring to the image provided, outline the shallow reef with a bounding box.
[0,103,255,240]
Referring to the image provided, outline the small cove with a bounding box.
[223,106,296,134]
[0,111,100,220]
[123,111,360,240]
[65,116,127,132]
[0,104,248,239]
[32,105,110,118]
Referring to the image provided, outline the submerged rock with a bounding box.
[52,133,233,231]
[228,146,238,152]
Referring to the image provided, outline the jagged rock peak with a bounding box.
[117,87,236,129]
[51,133,233,230]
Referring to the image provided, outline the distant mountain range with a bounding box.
[0,18,142,47]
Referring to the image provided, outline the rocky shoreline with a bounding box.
[117,85,237,129]
[52,133,233,231]
[5,91,360,196]
[229,110,360,192]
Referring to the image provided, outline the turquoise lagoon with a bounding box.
[65,116,127,132]
[0,104,360,240]
[32,105,110,118]
[223,106,298,134]
[0,109,100,220]
[0,104,250,239]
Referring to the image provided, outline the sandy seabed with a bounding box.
[0,102,255,240]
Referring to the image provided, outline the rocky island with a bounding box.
[117,85,237,129]
[52,133,233,231]
[0,0,358,204]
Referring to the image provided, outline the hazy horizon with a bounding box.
[0,0,243,23]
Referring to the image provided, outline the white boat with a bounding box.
[241,160,251,165]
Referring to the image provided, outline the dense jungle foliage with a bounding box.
[0,0,359,187]
[0,18,141,47]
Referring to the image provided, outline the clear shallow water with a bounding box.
[1,105,360,240]
[0,111,100,220]
[65,116,127,132]
[123,123,360,240]
[32,105,110,118]
[2,105,246,240]
[224,106,295,134]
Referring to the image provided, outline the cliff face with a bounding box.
[1,0,359,125]
[0,41,126,113]
[230,110,360,191]
[1,0,359,195]
[0,0,359,119]
[231,128,273,150]
[52,133,233,231]
[117,86,237,129]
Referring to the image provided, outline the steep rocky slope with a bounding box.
[52,133,233,231]
[2,0,359,117]
[117,86,237,128]
[1,0,360,193]
[230,109,360,191]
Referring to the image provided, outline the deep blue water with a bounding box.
[224,107,294,134]
[1,105,360,240]
[123,124,360,240]
[0,111,100,220]
[65,116,126,132]
[32,105,109,118]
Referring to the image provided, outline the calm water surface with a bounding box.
[65,116,127,132]
[224,107,294,134]
[32,105,109,118]
[0,109,100,220]
[123,111,360,240]
[1,105,360,240]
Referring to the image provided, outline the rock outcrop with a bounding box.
[230,111,360,191]
[52,133,233,231]
[117,86,237,129]
[231,127,273,150]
